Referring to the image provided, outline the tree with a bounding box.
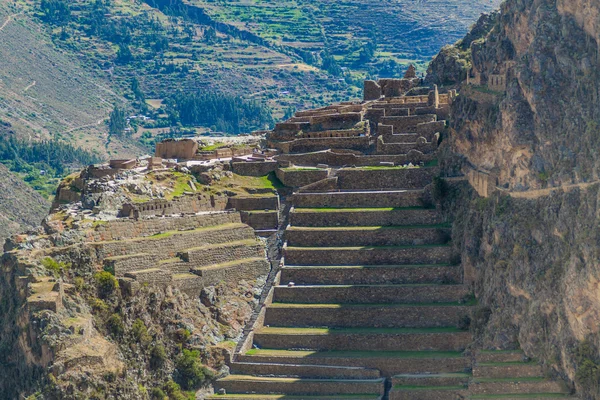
[108,105,127,137]
[321,52,342,76]
[40,0,71,26]
[116,44,133,64]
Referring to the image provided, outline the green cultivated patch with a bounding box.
[393,385,465,390]
[245,349,464,359]
[293,207,426,212]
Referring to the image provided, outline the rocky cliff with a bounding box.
[430,0,600,397]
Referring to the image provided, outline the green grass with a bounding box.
[258,326,467,335]
[270,300,476,308]
[393,385,465,390]
[245,349,464,359]
[287,224,451,231]
[353,165,420,170]
[469,395,571,399]
[293,206,427,212]
[472,377,545,383]
[200,142,227,151]
[285,244,451,250]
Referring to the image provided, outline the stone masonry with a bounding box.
[209,79,574,400]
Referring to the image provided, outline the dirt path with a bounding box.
[23,80,36,92]
[65,117,107,134]
[0,13,21,32]
[507,181,599,199]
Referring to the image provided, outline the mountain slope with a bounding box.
[0,164,49,243]
[0,2,143,158]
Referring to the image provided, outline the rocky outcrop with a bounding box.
[436,0,600,398]
[443,0,600,191]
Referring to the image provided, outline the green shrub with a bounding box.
[89,298,109,314]
[106,314,124,337]
[94,271,119,297]
[175,349,214,390]
[163,380,193,400]
[41,257,70,276]
[132,319,152,346]
[150,344,167,369]
[150,387,167,400]
[73,277,85,292]
[174,328,191,343]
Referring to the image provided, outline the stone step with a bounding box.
[239,349,469,377]
[290,207,442,227]
[392,373,471,387]
[292,190,425,208]
[335,167,436,190]
[476,350,527,363]
[208,394,383,399]
[473,362,543,379]
[284,245,453,266]
[253,327,472,352]
[285,225,451,247]
[230,362,381,379]
[470,377,568,395]
[469,395,574,399]
[190,257,270,282]
[280,265,463,285]
[389,386,467,400]
[273,284,469,304]
[214,375,385,396]
[264,303,472,329]
[124,268,172,285]
[177,240,264,266]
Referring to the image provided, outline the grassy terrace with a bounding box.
[257,327,466,335]
[210,395,381,399]
[95,223,246,243]
[269,300,477,308]
[393,385,465,390]
[285,244,451,250]
[293,207,430,212]
[287,224,451,230]
[472,377,545,383]
[245,349,465,359]
[469,395,571,399]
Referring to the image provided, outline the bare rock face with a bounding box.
[448,0,600,190]
[440,0,600,397]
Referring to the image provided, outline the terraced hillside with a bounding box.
[193,0,503,70]
[210,82,576,399]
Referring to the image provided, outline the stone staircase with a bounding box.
[212,166,474,399]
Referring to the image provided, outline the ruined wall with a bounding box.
[87,212,241,242]
[155,139,198,160]
[275,168,329,188]
[231,161,278,177]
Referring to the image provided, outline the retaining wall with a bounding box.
[87,212,241,242]
[336,167,436,190]
[276,168,329,188]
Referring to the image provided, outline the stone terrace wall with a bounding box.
[274,137,371,154]
[227,196,279,211]
[380,115,437,133]
[91,224,255,260]
[86,212,241,242]
[231,161,278,177]
[278,150,434,167]
[275,168,329,188]
[121,193,229,218]
[336,168,437,190]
